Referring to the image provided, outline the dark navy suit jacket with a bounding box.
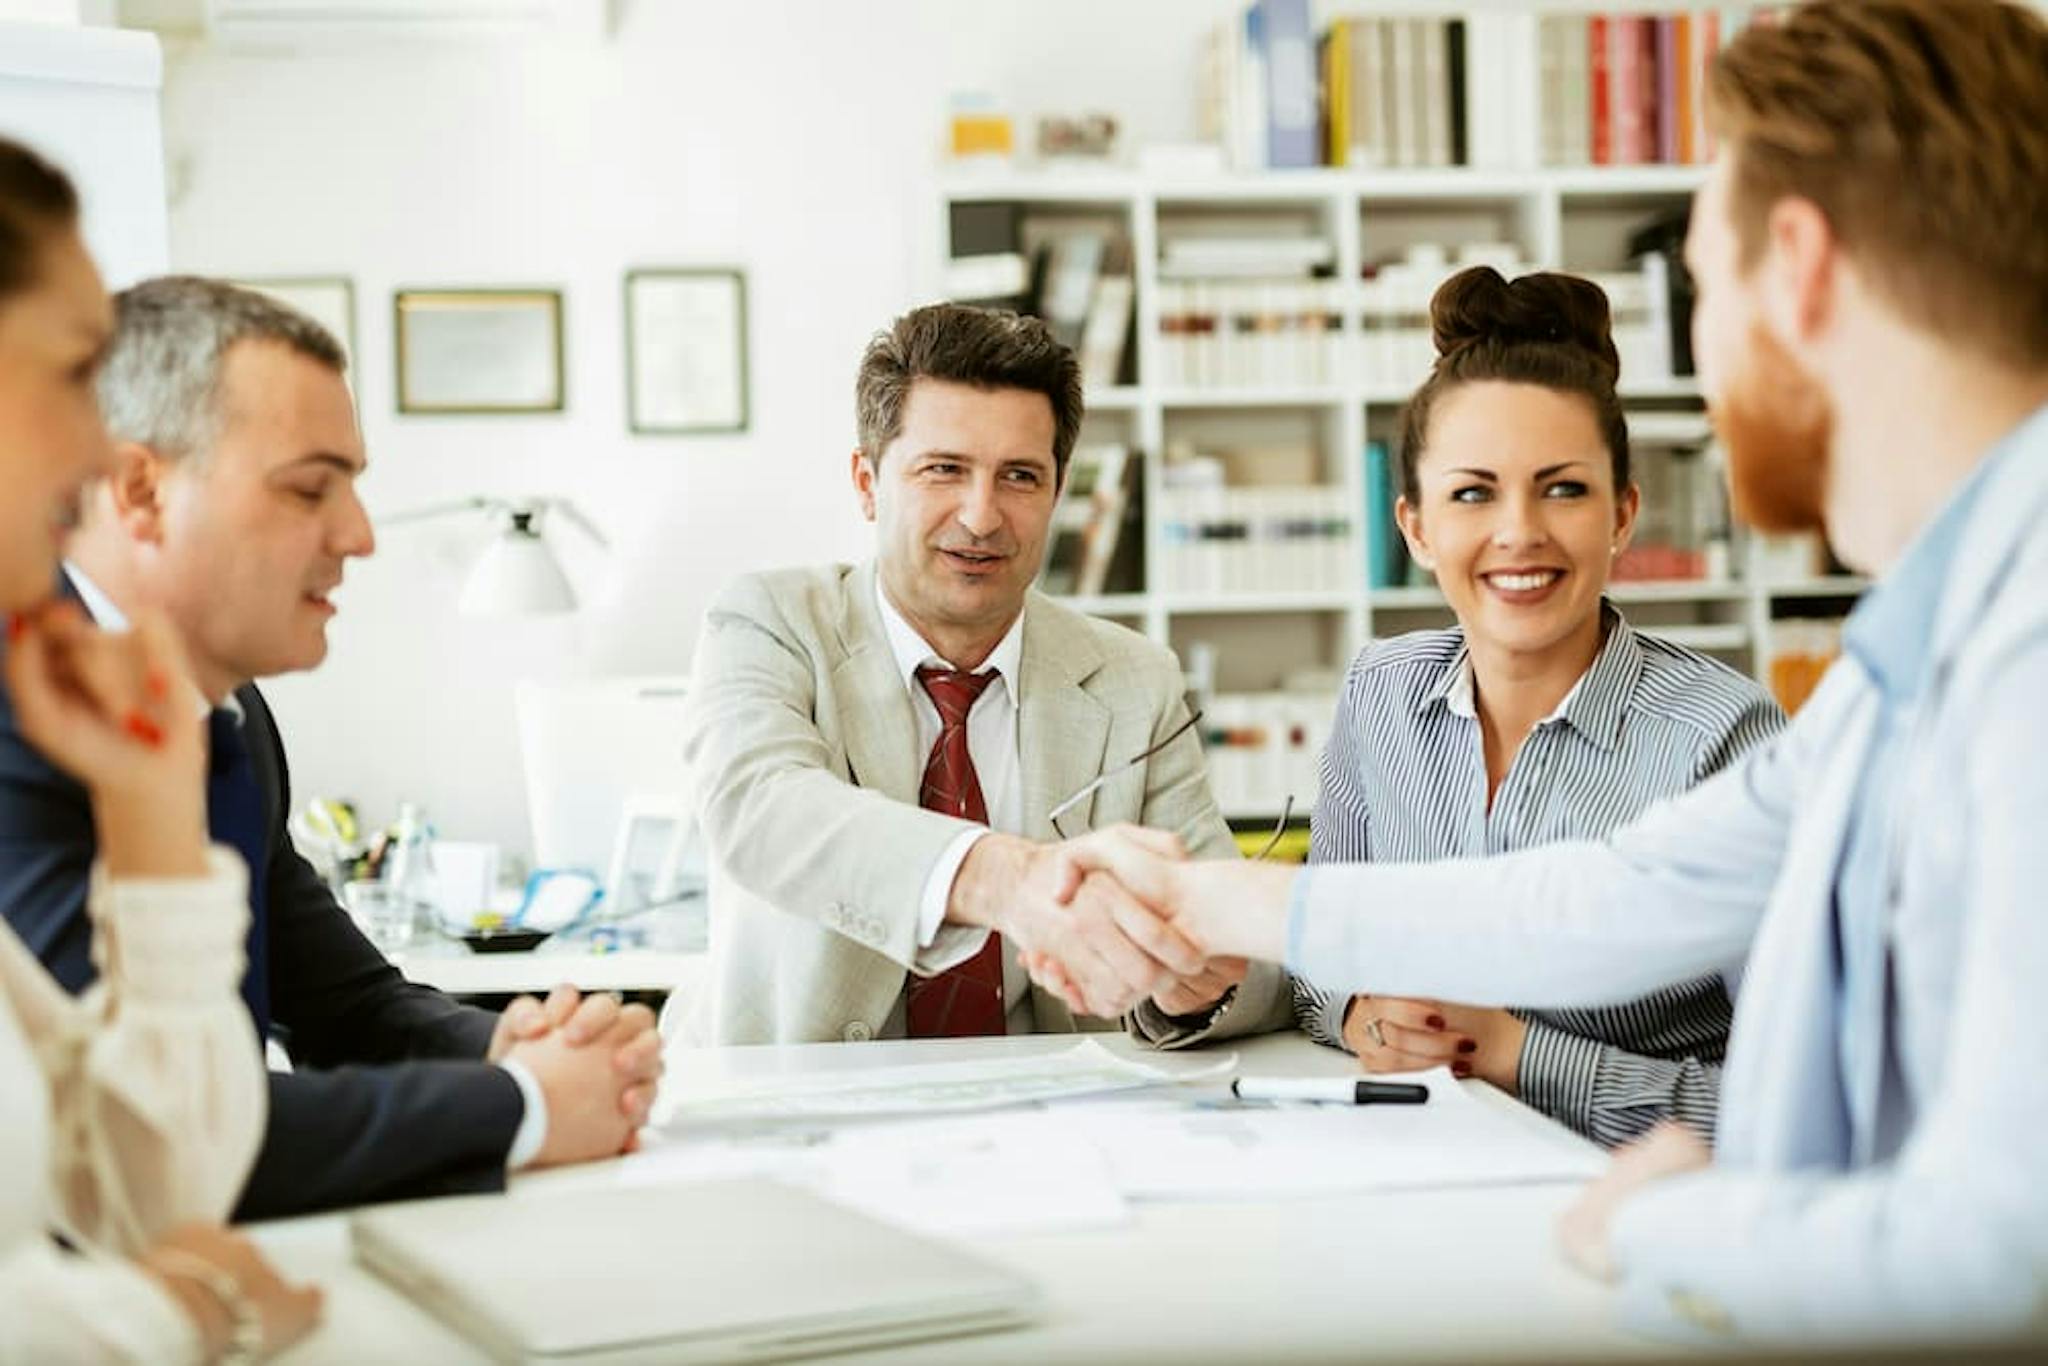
[0,620,524,1218]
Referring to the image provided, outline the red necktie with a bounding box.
[907,665,1008,1038]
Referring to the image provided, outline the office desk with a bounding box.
[389,943,705,997]
[255,1032,1652,1364]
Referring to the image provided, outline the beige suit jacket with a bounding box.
[680,561,1257,1045]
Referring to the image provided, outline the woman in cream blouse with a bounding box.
[0,138,319,1360]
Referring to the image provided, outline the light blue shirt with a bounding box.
[1831,441,1998,1162]
[1281,401,2048,1344]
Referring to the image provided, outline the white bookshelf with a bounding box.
[939,159,1860,816]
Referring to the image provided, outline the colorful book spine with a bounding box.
[1324,18,1351,167]
[1258,0,1318,169]
[1589,16,1613,165]
[1364,442,1406,589]
[1697,10,1722,161]
[1656,18,1679,163]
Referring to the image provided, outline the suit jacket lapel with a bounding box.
[828,563,924,806]
[1016,596,1111,842]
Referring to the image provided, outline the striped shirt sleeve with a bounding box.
[1286,613,1787,1146]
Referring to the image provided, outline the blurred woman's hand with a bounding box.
[5,603,208,878]
[139,1223,324,1361]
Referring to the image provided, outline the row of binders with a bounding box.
[1152,250,1677,394]
[1155,483,1357,597]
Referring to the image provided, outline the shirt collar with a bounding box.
[873,572,1024,707]
[62,561,128,631]
[1419,602,1640,752]
[1840,417,2029,702]
[62,561,238,722]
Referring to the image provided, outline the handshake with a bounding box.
[486,985,665,1167]
[950,825,1297,1021]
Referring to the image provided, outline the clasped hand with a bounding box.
[488,984,664,1166]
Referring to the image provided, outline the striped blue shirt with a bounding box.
[1295,605,1785,1147]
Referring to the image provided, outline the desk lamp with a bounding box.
[381,496,608,616]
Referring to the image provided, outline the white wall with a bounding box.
[157,0,1241,856]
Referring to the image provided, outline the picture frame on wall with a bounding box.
[394,288,565,415]
[624,268,748,434]
[235,275,358,370]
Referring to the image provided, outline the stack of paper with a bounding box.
[1068,1068,1604,1200]
[656,1039,1236,1127]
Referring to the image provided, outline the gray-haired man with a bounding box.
[0,276,661,1217]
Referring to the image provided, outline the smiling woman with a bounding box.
[1280,266,1787,1150]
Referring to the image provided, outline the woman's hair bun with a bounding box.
[1428,265,1620,387]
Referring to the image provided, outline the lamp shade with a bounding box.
[458,514,577,616]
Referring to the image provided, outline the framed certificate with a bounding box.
[625,268,749,434]
[394,288,565,414]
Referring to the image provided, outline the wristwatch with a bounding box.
[1168,982,1239,1031]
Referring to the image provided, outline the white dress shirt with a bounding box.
[875,578,1034,1035]
[63,563,547,1168]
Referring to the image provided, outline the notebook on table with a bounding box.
[351,1178,1041,1364]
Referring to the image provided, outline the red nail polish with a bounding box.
[1452,1060,1473,1079]
[6,615,23,644]
[1456,1038,1477,1055]
[144,669,170,701]
[1426,1014,1446,1030]
[124,712,164,748]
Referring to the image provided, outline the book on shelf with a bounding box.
[1363,440,1409,590]
[1042,444,1139,598]
[1259,0,1318,170]
[1228,8,1482,170]
[1077,236,1134,391]
[1546,9,1748,167]
[1036,231,1106,352]
[1590,15,1613,164]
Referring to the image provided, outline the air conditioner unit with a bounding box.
[124,0,613,45]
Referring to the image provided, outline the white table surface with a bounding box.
[388,944,705,997]
[254,1032,1661,1364]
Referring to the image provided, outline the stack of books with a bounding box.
[1156,484,1357,597]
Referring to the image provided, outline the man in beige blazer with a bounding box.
[679,304,1291,1045]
